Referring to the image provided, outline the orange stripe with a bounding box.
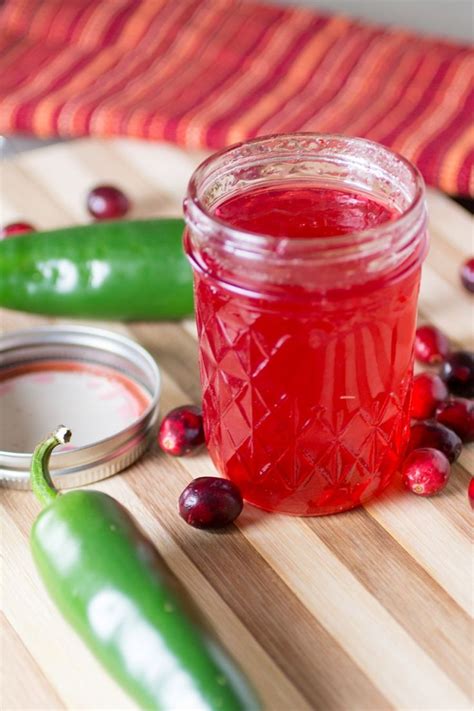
[138,4,230,139]
[390,53,469,154]
[74,1,124,48]
[29,3,129,135]
[265,27,369,136]
[400,56,473,161]
[29,51,113,136]
[5,48,94,136]
[301,32,406,132]
[87,1,202,130]
[438,124,474,194]
[66,2,109,50]
[178,9,317,146]
[113,0,170,50]
[345,45,421,136]
[40,1,180,135]
[100,2,211,136]
[65,1,187,134]
[225,16,350,144]
[32,47,122,135]
[367,51,443,142]
[414,97,472,196]
[7,45,83,106]
[117,2,243,138]
[173,8,290,145]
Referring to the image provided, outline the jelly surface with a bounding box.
[214,186,395,238]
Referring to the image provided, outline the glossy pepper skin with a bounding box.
[30,428,260,711]
[0,219,193,320]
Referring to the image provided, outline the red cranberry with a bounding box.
[439,350,474,398]
[469,478,474,510]
[435,398,474,443]
[410,373,448,420]
[407,420,462,463]
[1,221,35,238]
[414,325,450,365]
[179,477,243,529]
[402,448,450,496]
[86,185,130,220]
[158,405,205,456]
[460,257,474,293]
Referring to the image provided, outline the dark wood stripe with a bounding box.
[128,451,391,711]
[306,509,472,694]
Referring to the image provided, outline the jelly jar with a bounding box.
[184,134,427,515]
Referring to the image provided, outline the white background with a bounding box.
[272,0,473,42]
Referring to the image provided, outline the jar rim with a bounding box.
[184,132,426,257]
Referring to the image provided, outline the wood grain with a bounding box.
[1,614,65,711]
[0,138,472,711]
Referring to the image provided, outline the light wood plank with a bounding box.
[0,162,74,229]
[419,264,473,348]
[1,614,66,710]
[426,189,474,254]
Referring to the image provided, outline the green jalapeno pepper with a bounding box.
[0,219,193,320]
[30,427,260,711]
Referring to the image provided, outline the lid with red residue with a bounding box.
[0,326,160,489]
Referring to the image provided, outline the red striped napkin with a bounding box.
[1,0,472,196]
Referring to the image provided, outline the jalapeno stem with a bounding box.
[31,426,72,507]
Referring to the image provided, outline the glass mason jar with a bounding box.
[184,134,427,516]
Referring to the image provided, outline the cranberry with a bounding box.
[178,477,243,529]
[402,448,450,496]
[86,185,130,220]
[410,373,448,420]
[407,420,462,463]
[158,405,205,456]
[469,478,474,510]
[439,350,474,398]
[414,325,450,364]
[460,257,474,293]
[435,398,474,443]
[1,221,35,238]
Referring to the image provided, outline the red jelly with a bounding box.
[185,135,427,515]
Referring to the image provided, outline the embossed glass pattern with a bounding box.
[185,134,427,515]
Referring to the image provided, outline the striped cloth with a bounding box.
[1,0,473,196]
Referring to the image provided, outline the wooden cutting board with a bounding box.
[1,138,472,711]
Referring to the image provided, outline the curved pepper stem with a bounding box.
[30,426,72,507]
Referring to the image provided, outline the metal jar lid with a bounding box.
[0,326,160,489]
